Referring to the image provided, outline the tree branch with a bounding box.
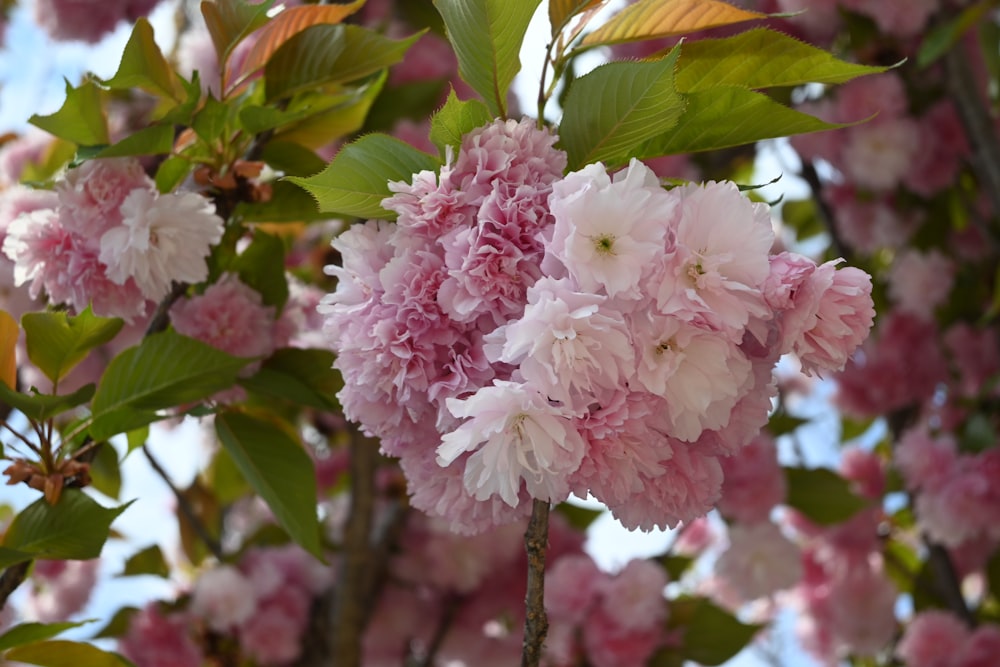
[521,499,551,667]
[926,539,976,627]
[0,561,30,612]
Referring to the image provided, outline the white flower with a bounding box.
[100,189,224,300]
[437,380,586,507]
[545,159,676,301]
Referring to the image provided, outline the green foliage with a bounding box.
[4,639,133,667]
[674,28,887,92]
[239,348,342,411]
[273,72,388,149]
[201,0,274,77]
[286,133,440,219]
[155,156,194,193]
[118,544,170,578]
[559,48,685,169]
[229,231,289,310]
[264,25,421,102]
[88,331,253,441]
[88,443,122,500]
[553,501,604,531]
[433,0,543,117]
[781,198,826,241]
[0,620,95,652]
[96,125,176,159]
[581,0,764,49]
[548,0,603,35]
[917,2,992,68]
[101,18,183,103]
[215,410,323,559]
[1,490,130,565]
[429,90,493,155]
[660,554,694,581]
[766,409,809,437]
[21,308,124,386]
[29,80,109,147]
[0,384,95,422]
[664,597,762,665]
[784,466,869,525]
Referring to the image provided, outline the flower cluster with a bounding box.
[2,157,224,322]
[320,118,876,535]
[34,0,163,43]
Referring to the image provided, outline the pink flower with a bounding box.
[171,273,277,361]
[959,625,1000,667]
[598,559,669,632]
[888,249,954,320]
[490,277,634,410]
[34,0,164,43]
[717,434,785,523]
[840,0,940,37]
[834,73,910,123]
[896,611,970,667]
[100,189,224,300]
[582,603,664,667]
[25,559,100,622]
[190,564,257,631]
[714,522,802,601]
[545,554,608,624]
[238,585,311,665]
[118,604,203,667]
[383,169,473,238]
[56,157,154,238]
[437,380,587,507]
[841,118,921,191]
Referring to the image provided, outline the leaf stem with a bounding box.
[520,499,551,667]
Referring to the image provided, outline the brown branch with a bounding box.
[925,539,976,627]
[521,499,551,667]
[799,161,852,262]
[330,430,380,667]
[407,593,463,667]
[142,445,224,561]
[0,561,30,612]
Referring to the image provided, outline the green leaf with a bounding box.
[275,72,389,149]
[88,443,122,500]
[91,607,138,640]
[553,502,604,531]
[192,95,230,144]
[207,448,251,504]
[230,231,288,310]
[433,0,543,117]
[234,181,330,222]
[201,0,274,77]
[5,639,132,667]
[766,410,808,437]
[154,156,193,193]
[285,133,440,219]
[780,198,825,241]
[90,330,253,433]
[669,597,761,666]
[118,544,169,578]
[238,348,341,411]
[674,28,887,92]
[3,490,129,561]
[660,554,693,581]
[364,79,447,134]
[101,18,182,101]
[0,547,35,569]
[259,141,326,177]
[643,86,849,156]
[918,2,991,68]
[95,124,176,158]
[429,89,492,154]
[215,410,322,559]
[784,466,869,525]
[89,409,164,445]
[21,308,124,386]
[559,47,685,169]
[0,384,95,422]
[264,24,421,102]
[29,80,109,147]
[549,0,603,35]
[0,621,95,652]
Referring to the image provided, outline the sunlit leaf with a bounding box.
[201,0,274,84]
[0,310,17,390]
[582,0,763,48]
[29,80,109,147]
[0,384,96,422]
[231,0,367,89]
[433,0,543,117]
[674,28,888,92]
[0,621,95,652]
[559,47,684,169]
[101,18,182,101]
[549,0,605,35]
[95,124,175,159]
[215,410,322,559]
[273,71,388,148]
[429,89,492,154]
[5,639,131,667]
[285,133,440,219]
[118,544,169,578]
[21,308,124,386]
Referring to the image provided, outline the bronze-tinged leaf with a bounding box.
[549,0,605,35]
[229,0,367,93]
[581,0,764,47]
[0,310,17,390]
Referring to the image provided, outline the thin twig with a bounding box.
[521,499,551,667]
[408,594,463,667]
[799,161,852,262]
[145,282,190,337]
[331,430,379,667]
[0,561,31,612]
[926,539,976,627]
[142,444,224,561]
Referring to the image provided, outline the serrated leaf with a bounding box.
[559,47,684,169]
[2,490,129,561]
[364,79,448,134]
[5,639,132,667]
[784,466,868,525]
[274,71,388,149]
[643,85,849,156]
[0,384,95,422]
[22,307,124,386]
[29,80,109,147]
[95,124,175,159]
[670,597,761,665]
[264,24,420,102]
[215,410,322,559]
[0,621,96,652]
[118,544,169,578]
[429,89,492,154]
[231,0,367,90]
[201,0,274,86]
[0,310,17,390]
[230,231,288,310]
[433,0,543,117]
[238,348,341,411]
[675,28,887,92]
[154,155,193,193]
[89,330,253,438]
[101,18,182,101]
[549,0,604,35]
[582,0,764,48]
[285,133,440,219]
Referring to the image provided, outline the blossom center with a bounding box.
[592,234,616,255]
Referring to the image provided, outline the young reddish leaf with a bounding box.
[0,310,17,390]
[581,0,764,48]
[549,0,605,35]
[201,0,274,79]
[228,0,367,93]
